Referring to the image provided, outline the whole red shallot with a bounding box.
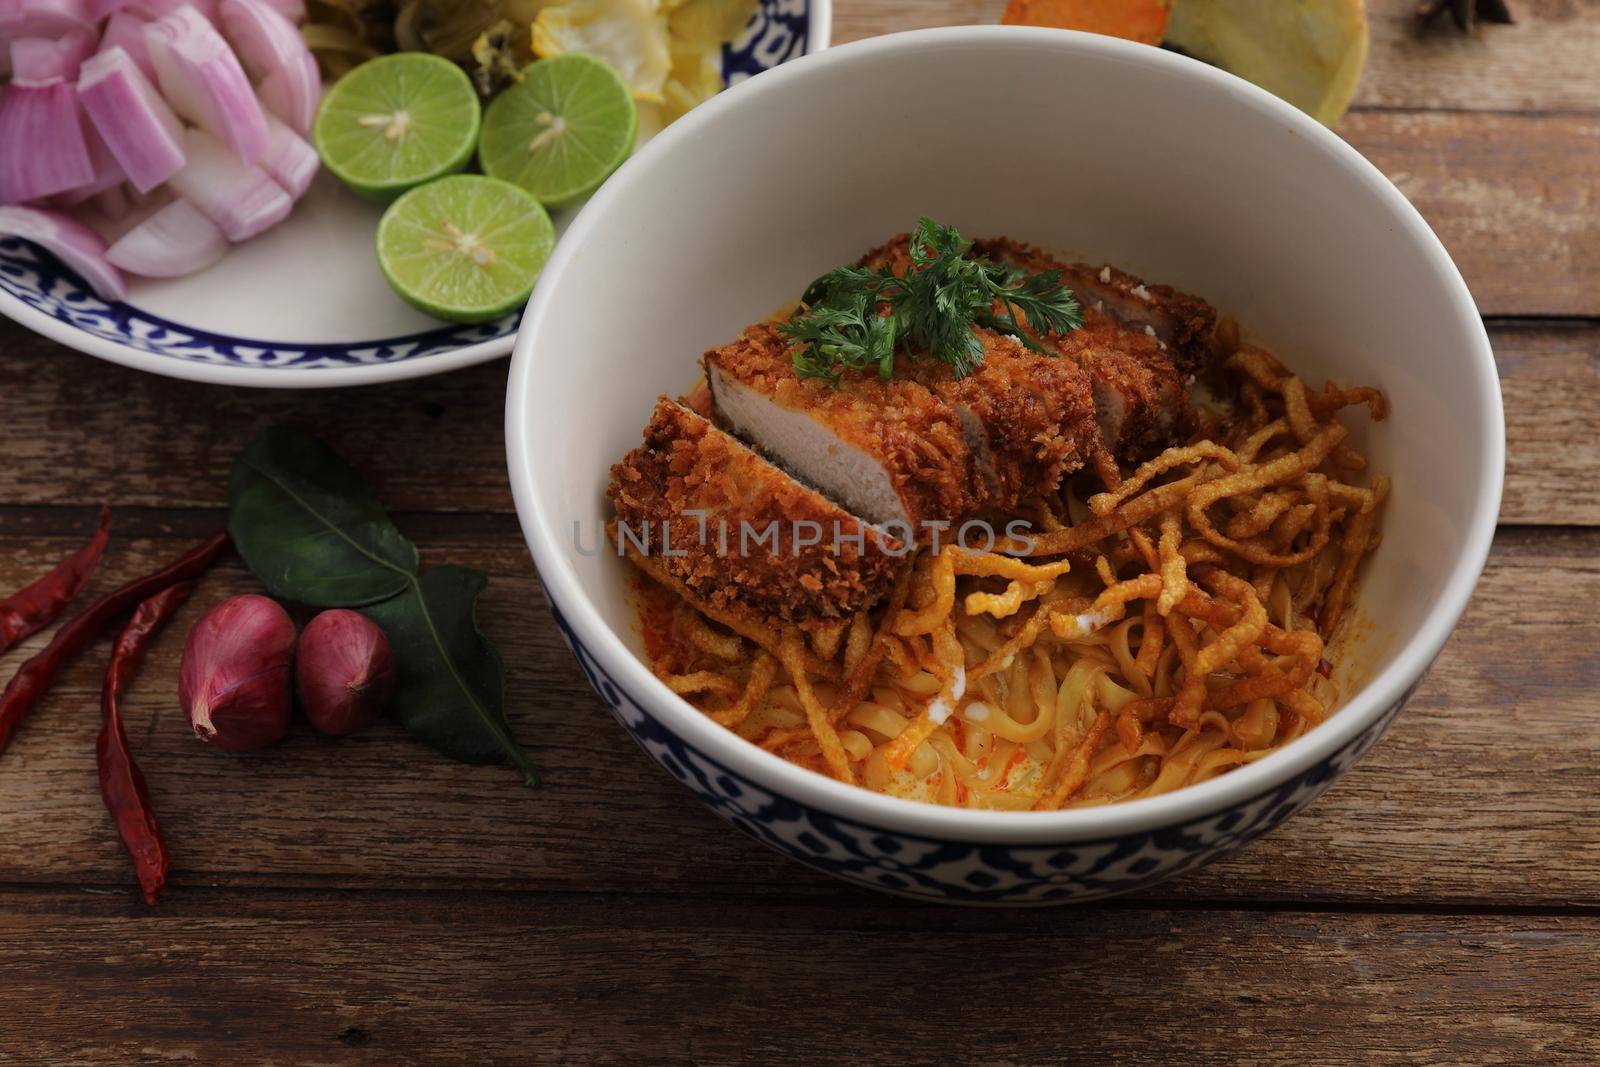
[296,609,394,736]
[179,593,294,751]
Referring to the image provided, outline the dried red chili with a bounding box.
[0,530,230,758]
[99,581,194,905]
[0,506,110,653]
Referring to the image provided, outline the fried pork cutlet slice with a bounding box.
[974,237,1218,378]
[704,322,979,537]
[905,330,1099,514]
[609,398,906,626]
[1055,306,1188,463]
[1055,261,1217,379]
[972,238,1194,462]
[854,237,1100,510]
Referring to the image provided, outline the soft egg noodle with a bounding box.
[631,338,1389,810]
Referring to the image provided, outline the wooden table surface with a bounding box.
[3,2,1597,1062]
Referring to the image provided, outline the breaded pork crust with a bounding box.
[1057,261,1216,379]
[855,234,918,277]
[972,238,1192,462]
[856,236,1098,506]
[906,331,1098,513]
[609,398,905,625]
[704,322,979,533]
[1057,306,1188,462]
[973,237,1217,378]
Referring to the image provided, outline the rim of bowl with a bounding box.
[507,25,1505,845]
[0,0,835,390]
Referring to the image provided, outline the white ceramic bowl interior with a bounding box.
[508,27,1503,844]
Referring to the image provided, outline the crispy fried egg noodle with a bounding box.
[638,337,1389,810]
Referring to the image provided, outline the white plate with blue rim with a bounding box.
[0,0,830,389]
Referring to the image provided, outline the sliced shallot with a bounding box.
[254,0,301,21]
[98,10,156,83]
[81,183,173,243]
[78,45,186,194]
[144,6,268,165]
[256,52,318,134]
[9,31,95,84]
[0,0,95,37]
[218,0,319,133]
[90,183,133,220]
[0,81,93,204]
[0,205,126,301]
[128,0,218,21]
[106,198,226,277]
[257,112,317,199]
[55,113,127,204]
[166,127,289,241]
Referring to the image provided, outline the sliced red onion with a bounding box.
[90,183,133,220]
[9,31,95,84]
[253,0,301,21]
[106,197,226,277]
[219,0,319,133]
[55,112,127,204]
[256,51,317,134]
[86,0,129,18]
[128,0,217,21]
[258,112,317,200]
[0,0,95,38]
[0,81,93,204]
[98,10,156,83]
[167,127,289,241]
[78,45,186,194]
[125,180,165,208]
[0,204,126,301]
[76,182,172,243]
[145,6,268,165]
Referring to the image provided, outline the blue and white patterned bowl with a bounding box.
[506,28,1504,904]
[0,0,829,389]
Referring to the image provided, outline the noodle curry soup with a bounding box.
[606,224,1389,813]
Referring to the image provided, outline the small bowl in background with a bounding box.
[0,0,830,388]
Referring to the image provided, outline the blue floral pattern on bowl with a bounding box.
[0,0,816,374]
[0,239,514,369]
[552,600,1414,905]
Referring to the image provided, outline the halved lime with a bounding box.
[479,54,638,209]
[314,53,482,203]
[375,175,554,324]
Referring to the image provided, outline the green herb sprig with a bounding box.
[780,218,1083,385]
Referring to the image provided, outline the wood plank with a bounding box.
[0,520,1592,907]
[1499,322,1600,525]
[1343,111,1600,318]
[1359,0,1600,113]
[1,318,1594,522]
[0,330,517,515]
[833,0,1600,114]
[0,889,1595,1064]
[828,9,1600,316]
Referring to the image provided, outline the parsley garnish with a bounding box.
[779,218,1083,385]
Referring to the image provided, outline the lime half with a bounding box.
[1164,0,1369,126]
[375,175,554,324]
[314,54,482,203]
[479,54,638,209]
